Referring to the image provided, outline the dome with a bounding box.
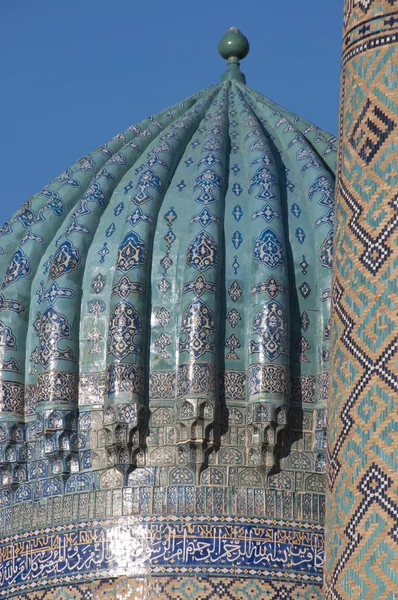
[0,34,336,509]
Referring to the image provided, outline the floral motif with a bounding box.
[160,206,177,278]
[291,203,302,218]
[251,276,287,299]
[177,181,186,192]
[149,371,176,399]
[116,231,148,273]
[225,334,241,359]
[194,169,222,204]
[0,221,12,236]
[202,138,223,153]
[154,333,171,359]
[36,281,74,306]
[50,241,80,279]
[37,190,65,221]
[253,229,284,269]
[111,276,144,299]
[132,170,163,205]
[231,231,243,250]
[98,242,109,264]
[296,146,322,171]
[199,153,222,168]
[65,219,90,236]
[107,302,142,360]
[315,208,334,228]
[301,311,310,331]
[250,301,289,361]
[179,298,216,358]
[0,357,21,373]
[105,223,116,237]
[296,228,306,244]
[300,256,309,275]
[228,280,242,303]
[309,175,334,206]
[88,299,106,318]
[183,274,217,297]
[232,205,243,221]
[78,156,95,171]
[190,208,220,228]
[158,278,171,297]
[299,282,311,299]
[319,230,333,268]
[127,207,154,226]
[155,307,171,327]
[88,327,102,354]
[232,255,240,275]
[20,228,44,246]
[251,151,273,167]
[186,231,219,272]
[0,294,24,313]
[232,183,243,196]
[13,201,36,228]
[1,249,31,289]
[30,306,75,370]
[106,363,144,396]
[82,182,106,207]
[249,166,277,201]
[251,205,280,223]
[164,207,177,227]
[0,321,17,351]
[91,274,105,294]
[227,309,241,329]
[296,336,311,362]
[0,381,24,413]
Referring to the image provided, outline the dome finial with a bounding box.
[218,27,250,84]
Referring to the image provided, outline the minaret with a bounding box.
[326,1,398,598]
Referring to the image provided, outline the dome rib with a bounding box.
[0,79,335,505]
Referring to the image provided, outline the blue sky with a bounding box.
[1,0,343,224]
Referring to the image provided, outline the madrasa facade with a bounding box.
[0,1,396,599]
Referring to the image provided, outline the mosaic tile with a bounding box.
[9,577,324,600]
[326,1,398,598]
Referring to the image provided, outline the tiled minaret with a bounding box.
[326,1,398,598]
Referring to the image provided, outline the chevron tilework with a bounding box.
[326,1,398,599]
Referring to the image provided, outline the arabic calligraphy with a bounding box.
[0,517,324,595]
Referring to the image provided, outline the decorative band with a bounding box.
[0,515,324,596]
[342,30,398,65]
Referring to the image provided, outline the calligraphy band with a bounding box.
[0,515,324,597]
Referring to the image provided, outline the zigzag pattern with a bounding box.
[327,464,398,600]
[328,272,398,488]
[327,1,398,598]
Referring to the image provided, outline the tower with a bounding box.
[326,1,398,598]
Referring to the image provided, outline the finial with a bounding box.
[218,27,250,84]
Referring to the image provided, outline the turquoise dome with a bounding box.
[0,79,336,505]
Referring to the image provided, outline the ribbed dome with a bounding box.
[0,78,336,500]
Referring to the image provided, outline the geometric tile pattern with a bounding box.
[8,577,323,600]
[326,1,398,598]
